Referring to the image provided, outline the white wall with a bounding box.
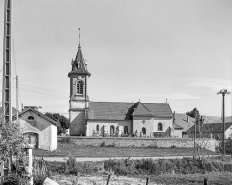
[16,111,57,151]
[87,120,132,136]
[225,126,232,139]
[132,116,173,135]
[50,124,57,151]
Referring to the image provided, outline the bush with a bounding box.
[1,173,29,185]
[59,137,72,144]
[44,157,232,177]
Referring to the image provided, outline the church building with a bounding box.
[68,42,182,137]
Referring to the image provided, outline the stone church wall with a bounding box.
[69,111,86,136]
[58,136,219,152]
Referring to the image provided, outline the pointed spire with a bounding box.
[78,28,81,48]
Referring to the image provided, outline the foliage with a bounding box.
[0,172,29,185]
[59,137,72,144]
[45,112,70,135]
[150,172,232,185]
[186,108,200,119]
[0,122,26,170]
[45,157,232,177]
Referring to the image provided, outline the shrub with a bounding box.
[100,142,106,147]
[1,173,29,185]
[59,137,72,144]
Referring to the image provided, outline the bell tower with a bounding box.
[68,29,91,136]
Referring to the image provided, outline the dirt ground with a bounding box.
[51,175,163,185]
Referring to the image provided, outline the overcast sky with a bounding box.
[0,0,231,117]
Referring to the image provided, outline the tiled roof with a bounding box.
[87,101,173,120]
[133,102,154,116]
[172,123,184,130]
[174,113,195,132]
[13,108,58,126]
[189,122,232,133]
[87,102,134,120]
[143,103,173,118]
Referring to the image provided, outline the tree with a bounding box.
[0,121,26,172]
[45,113,70,135]
[186,108,200,119]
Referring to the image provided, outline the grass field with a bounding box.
[33,143,216,157]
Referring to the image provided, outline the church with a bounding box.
[68,42,182,138]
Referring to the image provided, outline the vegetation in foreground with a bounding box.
[42,155,232,185]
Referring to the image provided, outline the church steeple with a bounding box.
[68,29,91,136]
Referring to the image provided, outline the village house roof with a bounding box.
[172,123,184,130]
[87,101,173,120]
[188,122,232,133]
[202,116,232,124]
[173,113,195,132]
[13,108,58,126]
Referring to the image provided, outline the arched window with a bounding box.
[142,127,146,135]
[78,62,82,69]
[96,124,99,131]
[76,81,83,94]
[110,125,115,135]
[124,126,129,134]
[158,123,163,131]
[27,116,34,121]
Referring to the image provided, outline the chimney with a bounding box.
[187,115,189,123]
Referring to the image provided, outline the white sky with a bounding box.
[0,0,231,117]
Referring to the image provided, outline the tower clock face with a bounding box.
[78,76,81,79]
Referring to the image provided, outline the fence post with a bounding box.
[28,147,33,185]
[0,162,3,180]
[106,174,111,185]
[146,177,149,185]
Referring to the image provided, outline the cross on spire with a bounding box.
[79,28,81,48]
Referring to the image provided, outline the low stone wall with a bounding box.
[58,136,219,152]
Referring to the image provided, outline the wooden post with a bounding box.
[0,162,4,179]
[146,177,149,185]
[75,172,80,185]
[106,174,111,185]
[28,148,33,185]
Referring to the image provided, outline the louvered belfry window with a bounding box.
[77,81,83,94]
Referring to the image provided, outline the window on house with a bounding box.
[27,116,34,121]
[124,126,129,134]
[158,123,163,131]
[110,125,115,135]
[96,124,99,131]
[77,81,83,94]
[142,127,146,135]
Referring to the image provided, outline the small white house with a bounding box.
[13,108,57,151]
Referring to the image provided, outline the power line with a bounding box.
[17,83,68,95]
[13,87,67,99]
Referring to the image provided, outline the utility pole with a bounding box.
[2,0,12,124]
[193,114,196,159]
[217,89,231,156]
[16,76,19,124]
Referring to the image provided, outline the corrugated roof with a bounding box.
[174,113,195,132]
[87,101,173,120]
